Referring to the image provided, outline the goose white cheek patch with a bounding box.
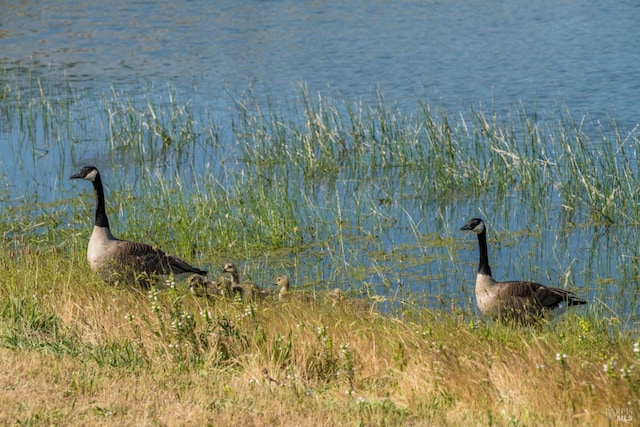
[85,169,99,181]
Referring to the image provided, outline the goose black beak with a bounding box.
[70,172,83,180]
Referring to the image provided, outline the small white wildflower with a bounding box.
[603,364,609,373]
[124,313,135,321]
[620,368,630,379]
[242,305,255,318]
[633,341,639,353]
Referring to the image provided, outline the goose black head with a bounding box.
[70,165,100,182]
[460,217,485,234]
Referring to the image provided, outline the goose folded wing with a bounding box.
[495,281,564,309]
[501,281,584,309]
[527,284,587,309]
[494,280,541,297]
[112,240,198,275]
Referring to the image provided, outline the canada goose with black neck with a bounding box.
[460,217,587,324]
[70,165,207,286]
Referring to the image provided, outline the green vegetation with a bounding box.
[0,76,638,424]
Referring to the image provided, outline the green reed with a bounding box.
[1,77,639,319]
[4,77,638,232]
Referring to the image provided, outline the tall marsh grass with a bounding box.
[0,75,638,424]
[2,77,639,311]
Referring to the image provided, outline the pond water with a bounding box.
[2,0,640,123]
[1,0,639,322]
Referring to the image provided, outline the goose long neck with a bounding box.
[92,174,110,229]
[477,229,492,276]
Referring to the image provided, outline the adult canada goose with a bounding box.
[70,165,207,286]
[460,218,587,324]
[273,275,313,302]
[222,262,266,301]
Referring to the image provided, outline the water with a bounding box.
[1,0,639,322]
[2,0,639,122]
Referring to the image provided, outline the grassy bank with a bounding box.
[0,243,637,425]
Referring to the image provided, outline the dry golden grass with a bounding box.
[0,244,638,426]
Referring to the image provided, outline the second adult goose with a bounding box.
[460,218,587,324]
[70,165,207,286]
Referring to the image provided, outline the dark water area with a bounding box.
[1,0,639,125]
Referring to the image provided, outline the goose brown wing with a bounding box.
[496,281,584,310]
[533,286,570,310]
[536,288,587,309]
[494,280,544,298]
[113,240,207,276]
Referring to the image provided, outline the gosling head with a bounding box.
[222,262,238,274]
[70,165,100,182]
[273,275,290,291]
[188,274,206,295]
[188,273,205,288]
[327,288,345,301]
[460,218,485,234]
